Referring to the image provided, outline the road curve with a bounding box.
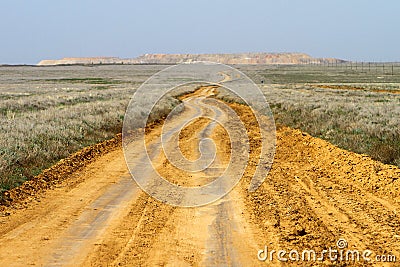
[0,86,399,266]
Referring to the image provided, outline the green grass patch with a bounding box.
[41,77,124,85]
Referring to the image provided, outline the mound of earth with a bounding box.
[37,53,345,66]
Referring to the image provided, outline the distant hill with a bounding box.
[37,53,346,66]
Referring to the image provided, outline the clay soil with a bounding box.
[0,87,399,266]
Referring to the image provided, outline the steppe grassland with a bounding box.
[0,65,174,192]
[238,64,400,167]
[1,63,399,193]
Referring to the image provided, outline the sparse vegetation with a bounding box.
[1,63,399,195]
[238,64,400,167]
[263,84,400,166]
[0,65,170,193]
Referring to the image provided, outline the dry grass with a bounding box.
[0,65,176,193]
[230,64,400,167]
[1,63,399,195]
[261,83,400,166]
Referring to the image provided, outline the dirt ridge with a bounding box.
[0,134,122,209]
[0,88,400,266]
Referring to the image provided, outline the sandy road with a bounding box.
[0,86,400,266]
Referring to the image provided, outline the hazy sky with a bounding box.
[1,0,399,64]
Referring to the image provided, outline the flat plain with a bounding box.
[0,63,399,266]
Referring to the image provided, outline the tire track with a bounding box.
[0,85,399,266]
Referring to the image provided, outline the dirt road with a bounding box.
[0,86,399,266]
